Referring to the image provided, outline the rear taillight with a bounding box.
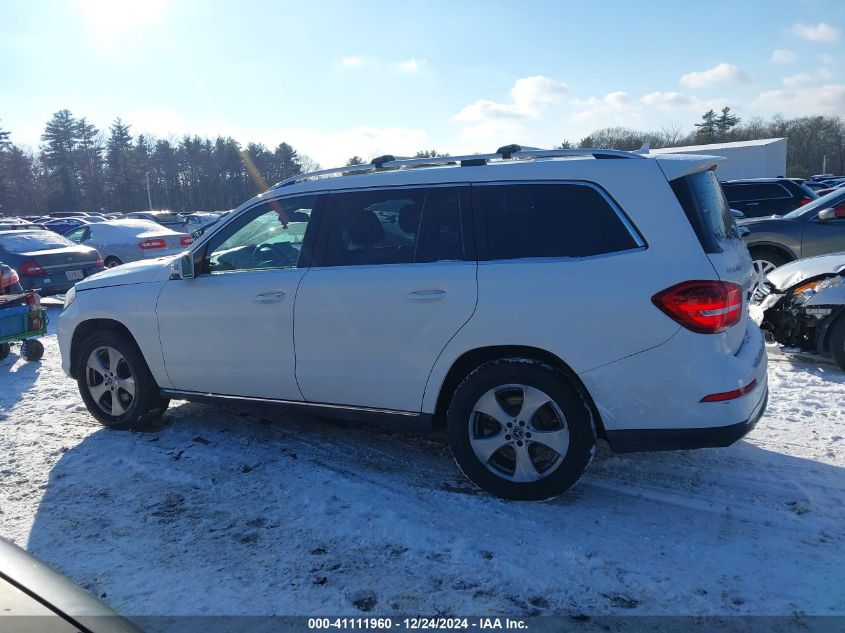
[652,280,743,334]
[180,236,193,246]
[19,260,45,276]
[799,197,813,206]
[95,255,105,268]
[0,268,19,288]
[139,239,167,249]
[701,379,758,402]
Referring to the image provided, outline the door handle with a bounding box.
[253,291,286,303]
[406,289,446,302]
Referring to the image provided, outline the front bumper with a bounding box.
[605,387,768,453]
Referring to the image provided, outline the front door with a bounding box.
[294,186,477,412]
[156,196,318,399]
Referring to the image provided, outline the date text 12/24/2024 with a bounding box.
[308,618,528,630]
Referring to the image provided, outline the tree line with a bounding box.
[1,107,844,216]
[562,107,845,178]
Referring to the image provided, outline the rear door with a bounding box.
[672,170,753,353]
[294,185,477,412]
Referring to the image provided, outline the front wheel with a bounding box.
[76,330,169,429]
[447,359,596,501]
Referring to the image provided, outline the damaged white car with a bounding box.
[752,253,845,370]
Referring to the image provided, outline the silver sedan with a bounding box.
[64,219,192,268]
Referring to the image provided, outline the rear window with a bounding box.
[152,213,185,223]
[477,183,640,260]
[671,170,734,254]
[723,182,790,202]
[0,231,75,253]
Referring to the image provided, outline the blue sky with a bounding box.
[1,0,844,166]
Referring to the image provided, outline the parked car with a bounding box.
[124,210,188,231]
[41,217,91,234]
[739,187,845,298]
[0,538,141,632]
[721,178,817,218]
[46,211,93,219]
[752,253,845,371]
[58,146,767,501]
[64,219,193,268]
[185,212,220,232]
[0,230,104,296]
[0,220,45,231]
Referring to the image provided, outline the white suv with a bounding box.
[58,146,768,500]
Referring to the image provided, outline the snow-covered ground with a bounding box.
[1,303,844,618]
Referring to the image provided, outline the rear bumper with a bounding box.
[605,387,768,452]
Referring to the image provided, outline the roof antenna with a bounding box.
[635,142,650,154]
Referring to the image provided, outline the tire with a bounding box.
[104,256,122,268]
[446,358,596,501]
[749,249,789,302]
[20,339,44,362]
[75,330,169,429]
[830,317,845,372]
[0,343,9,361]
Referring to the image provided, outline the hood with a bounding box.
[766,252,845,290]
[76,255,177,291]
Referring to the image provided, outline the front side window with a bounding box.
[478,183,639,260]
[64,226,89,243]
[206,196,316,273]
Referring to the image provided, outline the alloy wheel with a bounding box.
[468,384,569,483]
[750,259,777,303]
[85,346,136,416]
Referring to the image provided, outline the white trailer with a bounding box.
[649,138,787,181]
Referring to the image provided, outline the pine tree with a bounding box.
[715,107,740,140]
[273,142,302,182]
[694,109,718,144]
[105,118,136,211]
[75,117,104,211]
[346,156,365,166]
[41,109,81,210]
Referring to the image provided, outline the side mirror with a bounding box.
[818,208,836,222]
[180,252,195,279]
[730,209,745,219]
[171,252,195,279]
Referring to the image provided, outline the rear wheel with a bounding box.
[749,249,788,302]
[104,256,122,268]
[446,359,596,501]
[830,317,845,372]
[76,330,169,429]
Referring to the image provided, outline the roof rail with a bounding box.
[269,145,644,190]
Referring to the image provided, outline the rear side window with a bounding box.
[317,187,466,267]
[476,183,639,260]
[671,170,734,254]
[723,183,790,202]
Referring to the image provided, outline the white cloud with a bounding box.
[680,63,753,88]
[340,56,364,68]
[770,49,796,64]
[754,83,845,116]
[395,57,426,72]
[641,91,692,107]
[453,76,568,122]
[782,68,834,87]
[791,22,841,42]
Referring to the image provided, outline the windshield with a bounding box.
[0,231,76,253]
[782,187,845,219]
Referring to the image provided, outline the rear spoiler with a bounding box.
[649,153,727,181]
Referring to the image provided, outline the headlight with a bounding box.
[792,275,843,299]
[63,286,77,310]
